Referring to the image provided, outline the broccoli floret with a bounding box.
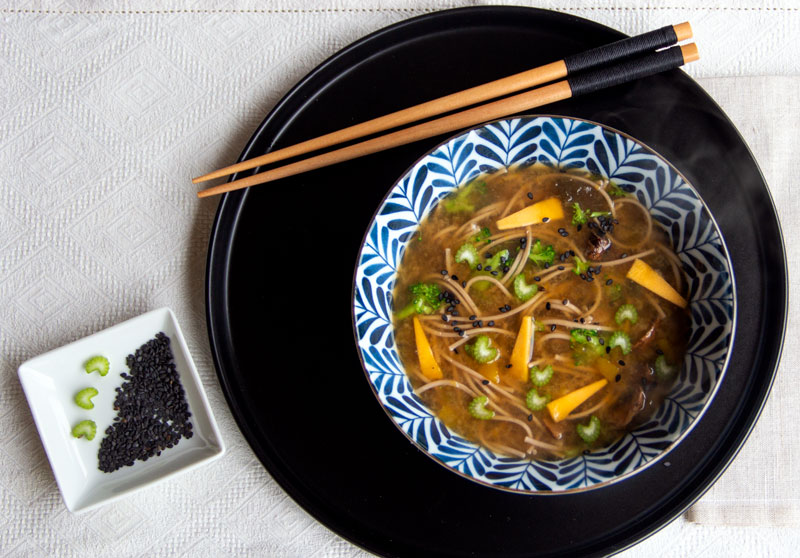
[395,282,442,319]
[606,182,628,198]
[570,328,605,365]
[442,180,487,213]
[485,249,510,272]
[572,203,589,225]
[528,240,555,268]
[473,227,492,243]
[573,257,591,276]
[572,203,610,225]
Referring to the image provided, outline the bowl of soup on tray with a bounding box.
[352,115,734,493]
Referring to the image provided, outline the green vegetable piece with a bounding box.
[71,420,97,441]
[608,331,632,355]
[395,282,442,319]
[485,249,510,273]
[529,364,554,387]
[655,354,679,380]
[606,182,628,198]
[533,320,546,333]
[74,387,98,410]
[513,274,539,301]
[576,415,601,443]
[572,203,589,225]
[442,180,487,213]
[473,227,492,243]
[468,395,495,420]
[85,356,109,376]
[614,304,639,325]
[455,243,480,269]
[526,388,550,412]
[528,240,555,268]
[573,257,591,276]
[606,281,623,302]
[570,329,605,365]
[464,335,499,364]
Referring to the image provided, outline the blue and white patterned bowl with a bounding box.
[353,116,735,493]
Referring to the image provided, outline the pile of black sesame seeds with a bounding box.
[98,332,193,473]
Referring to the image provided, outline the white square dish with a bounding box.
[18,307,225,512]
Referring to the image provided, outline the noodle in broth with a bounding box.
[392,166,690,460]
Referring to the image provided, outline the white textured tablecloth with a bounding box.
[2,1,800,556]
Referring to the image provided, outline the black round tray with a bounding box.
[205,7,786,557]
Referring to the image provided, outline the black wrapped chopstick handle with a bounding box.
[568,44,687,97]
[564,25,679,74]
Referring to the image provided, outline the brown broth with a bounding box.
[392,166,690,460]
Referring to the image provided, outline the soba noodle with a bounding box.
[392,167,690,460]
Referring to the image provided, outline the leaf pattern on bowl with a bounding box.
[353,116,735,493]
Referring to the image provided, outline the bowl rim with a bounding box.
[351,114,738,495]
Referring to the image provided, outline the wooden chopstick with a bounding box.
[193,22,692,185]
[197,43,698,199]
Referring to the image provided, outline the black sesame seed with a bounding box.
[621,253,628,258]
[615,374,621,382]
[469,315,477,320]
[542,217,550,223]
[451,275,459,281]
[527,414,533,422]
[557,265,565,271]
[586,276,594,282]
[534,276,541,282]
[656,348,664,355]
[504,304,511,311]
[598,338,604,345]
[606,279,613,286]
[484,265,492,272]
[499,307,507,313]
[505,364,512,369]
[482,380,490,385]
[97,333,192,474]
[543,263,550,269]
[550,324,556,332]
[453,348,459,354]
[579,318,585,324]
[452,311,459,317]
[477,321,483,327]
[476,264,482,271]
[606,346,611,354]
[487,321,495,327]
[527,192,533,199]
[484,252,492,259]
[520,238,527,245]
[563,299,568,305]
[446,305,455,313]
[441,314,449,322]
[441,269,448,275]
[502,266,509,273]
[491,271,499,276]
[545,302,551,310]
[580,274,587,280]
[576,224,582,232]
[473,321,480,327]
[569,250,575,257]
[461,281,467,288]
[618,360,626,366]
